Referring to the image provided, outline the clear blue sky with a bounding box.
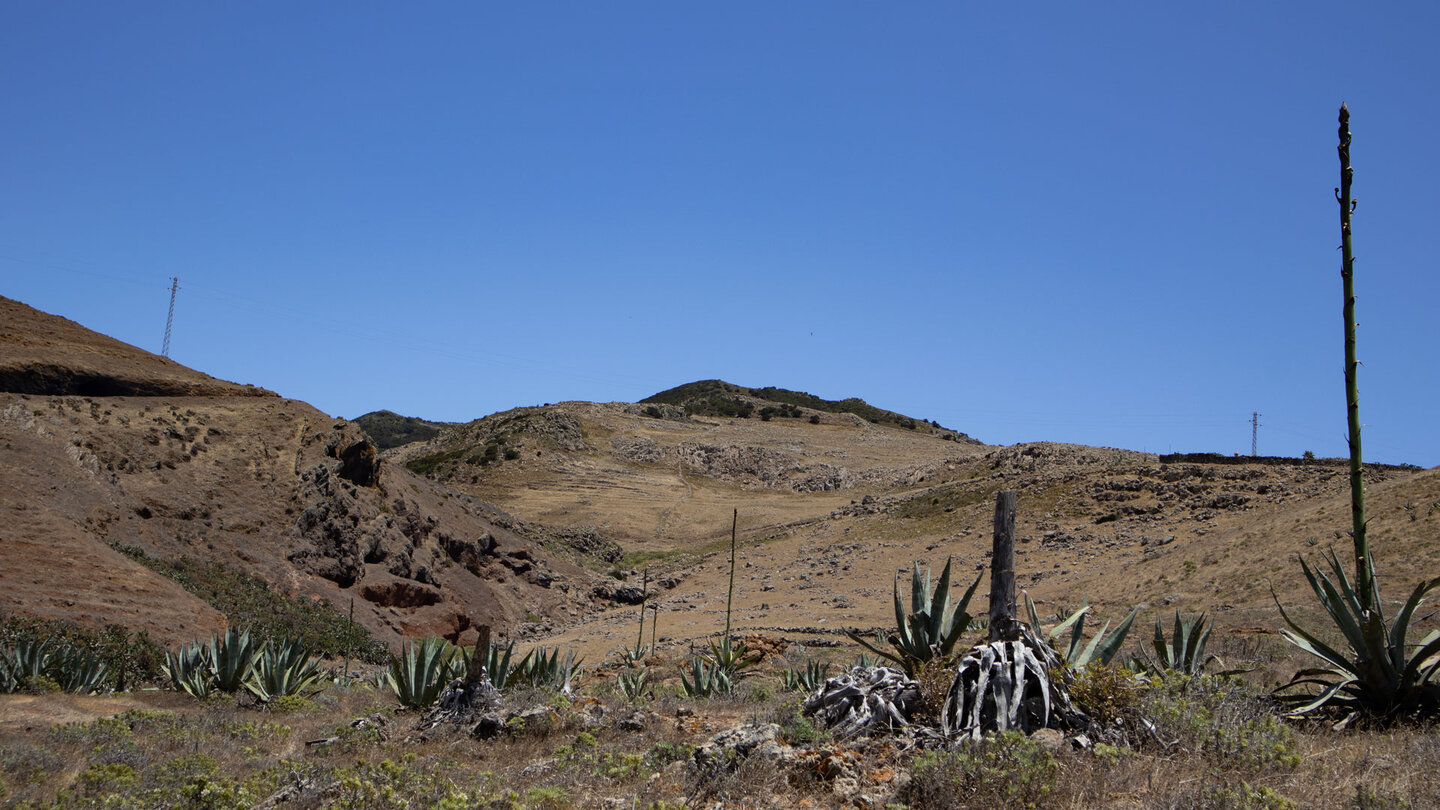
[3,3,1436,466]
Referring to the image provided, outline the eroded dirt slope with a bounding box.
[0,297,614,648]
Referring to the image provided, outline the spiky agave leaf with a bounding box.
[1024,593,1137,669]
[209,627,260,693]
[386,637,454,708]
[512,646,583,692]
[617,667,651,702]
[846,558,980,675]
[1148,612,1217,676]
[164,641,212,699]
[4,637,56,683]
[485,639,517,690]
[680,656,731,698]
[247,637,325,702]
[52,645,109,694]
[1276,548,1440,717]
[1074,607,1140,668]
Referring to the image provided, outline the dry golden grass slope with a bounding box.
[391,396,1439,676]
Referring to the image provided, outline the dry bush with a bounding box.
[910,656,956,724]
[1068,661,1147,730]
[686,745,792,808]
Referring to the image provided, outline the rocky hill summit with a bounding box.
[641,379,979,443]
[352,409,456,450]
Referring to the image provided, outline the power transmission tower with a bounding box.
[162,277,179,357]
[1250,411,1262,457]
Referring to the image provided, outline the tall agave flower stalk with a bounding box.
[1336,102,1373,609]
[1275,106,1440,719]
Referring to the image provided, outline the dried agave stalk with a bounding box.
[416,670,502,731]
[802,665,920,739]
[941,623,1087,742]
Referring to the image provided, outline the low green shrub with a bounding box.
[907,730,1058,809]
[1069,662,1147,728]
[113,551,388,664]
[1141,674,1300,770]
[1153,782,1297,810]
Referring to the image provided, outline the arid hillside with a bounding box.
[383,397,990,554]
[0,297,617,650]
[387,386,1439,671]
[4,294,1437,675]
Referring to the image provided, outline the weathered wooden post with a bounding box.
[988,490,1018,642]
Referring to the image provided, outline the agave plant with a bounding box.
[386,637,456,708]
[617,667,651,702]
[1274,108,1440,722]
[164,641,212,699]
[846,558,982,676]
[209,628,260,693]
[446,637,520,689]
[0,650,14,693]
[1136,612,1221,677]
[781,659,832,693]
[804,665,919,738]
[618,642,649,667]
[1024,594,1138,669]
[51,645,109,695]
[482,639,518,689]
[0,638,108,695]
[1275,549,1440,718]
[247,638,325,702]
[511,646,583,693]
[941,624,1088,741]
[3,637,56,685]
[706,636,760,680]
[680,656,732,698]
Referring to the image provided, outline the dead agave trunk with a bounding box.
[988,491,1018,641]
[944,490,1089,741]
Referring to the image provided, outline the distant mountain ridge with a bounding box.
[641,379,979,443]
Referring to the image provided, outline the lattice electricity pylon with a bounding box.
[162,277,179,357]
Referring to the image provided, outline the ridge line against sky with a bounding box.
[2,3,1436,466]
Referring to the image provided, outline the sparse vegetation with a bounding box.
[113,548,389,665]
[907,730,1058,808]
